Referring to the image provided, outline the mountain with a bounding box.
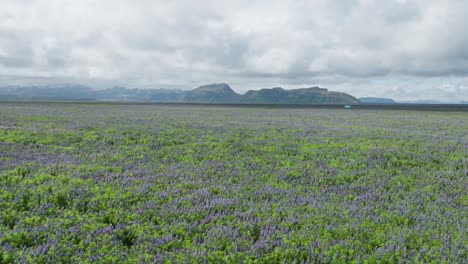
[243,87,289,103]
[96,86,186,102]
[359,97,396,104]
[0,83,361,104]
[243,87,360,104]
[397,100,443,104]
[184,84,360,104]
[184,83,243,103]
[0,84,97,100]
[0,85,187,102]
[397,100,468,104]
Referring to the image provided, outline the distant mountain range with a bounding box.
[359,97,396,104]
[185,83,360,104]
[0,84,186,102]
[0,83,360,104]
[1,83,466,105]
[359,97,468,104]
[396,100,464,104]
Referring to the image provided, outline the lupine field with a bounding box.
[0,102,466,263]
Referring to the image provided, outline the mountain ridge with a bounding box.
[240,86,360,104]
[184,83,243,103]
[359,97,397,104]
[0,83,361,104]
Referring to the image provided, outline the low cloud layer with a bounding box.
[1,0,467,101]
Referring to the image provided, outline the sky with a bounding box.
[1,0,468,101]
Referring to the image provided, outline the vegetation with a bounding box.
[0,102,466,263]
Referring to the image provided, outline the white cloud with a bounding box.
[0,0,467,100]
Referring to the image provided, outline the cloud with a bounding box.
[0,0,467,100]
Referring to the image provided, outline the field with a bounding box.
[0,102,466,263]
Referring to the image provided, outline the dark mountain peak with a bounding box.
[243,86,359,104]
[257,87,288,97]
[259,87,286,92]
[184,83,242,103]
[193,83,233,92]
[291,87,328,93]
[256,87,286,94]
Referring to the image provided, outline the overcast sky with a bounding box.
[1,0,468,101]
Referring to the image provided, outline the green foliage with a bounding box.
[0,103,466,262]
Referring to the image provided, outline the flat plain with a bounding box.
[0,102,467,263]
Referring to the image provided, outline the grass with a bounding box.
[0,102,466,263]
